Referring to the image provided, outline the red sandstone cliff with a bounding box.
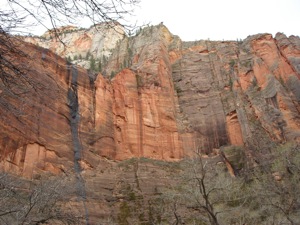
[171,33,300,157]
[1,25,300,179]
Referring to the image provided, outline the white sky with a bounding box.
[1,0,300,41]
[132,0,300,41]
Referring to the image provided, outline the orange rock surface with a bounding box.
[1,26,300,179]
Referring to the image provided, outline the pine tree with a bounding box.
[90,55,95,71]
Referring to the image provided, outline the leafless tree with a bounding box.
[181,156,225,225]
[0,172,80,225]
[249,142,300,225]
[158,147,269,225]
[161,152,241,225]
[1,0,140,34]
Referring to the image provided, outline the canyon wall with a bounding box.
[24,23,125,70]
[0,24,300,178]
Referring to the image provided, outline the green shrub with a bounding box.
[229,59,235,68]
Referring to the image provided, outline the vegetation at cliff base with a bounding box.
[0,142,299,224]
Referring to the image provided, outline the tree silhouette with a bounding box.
[0,0,140,34]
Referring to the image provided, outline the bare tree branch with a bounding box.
[1,0,140,35]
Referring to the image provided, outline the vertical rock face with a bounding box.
[171,40,238,153]
[244,34,300,143]
[0,41,97,178]
[110,25,183,160]
[274,33,300,110]
[1,25,300,178]
[226,111,244,146]
[171,33,300,154]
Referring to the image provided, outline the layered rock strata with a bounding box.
[0,25,300,179]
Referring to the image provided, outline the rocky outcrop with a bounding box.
[24,23,125,70]
[1,25,300,179]
[242,33,300,143]
[171,40,237,153]
[110,25,183,160]
[0,26,184,178]
[171,33,300,155]
[0,41,94,178]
